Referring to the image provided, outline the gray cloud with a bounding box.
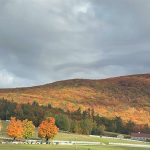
[0,0,150,88]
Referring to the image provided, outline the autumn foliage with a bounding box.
[6,117,59,141]
[23,119,35,139]
[7,117,23,140]
[0,120,2,132]
[1,74,150,126]
[38,117,59,142]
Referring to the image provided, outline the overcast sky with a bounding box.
[0,0,150,88]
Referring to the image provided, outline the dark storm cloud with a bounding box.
[0,0,150,88]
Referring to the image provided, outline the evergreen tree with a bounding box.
[55,114,71,131]
[80,119,93,135]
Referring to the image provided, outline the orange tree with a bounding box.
[38,117,59,143]
[7,117,23,140]
[0,120,2,132]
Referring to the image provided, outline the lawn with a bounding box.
[0,121,150,150]
[54,132,149,145]
[1,120,149,146]
[0,144,149,150]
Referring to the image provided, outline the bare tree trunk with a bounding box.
[46,138,49,144]
[13,137,16,141]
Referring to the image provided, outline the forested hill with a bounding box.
[0,74,150,125]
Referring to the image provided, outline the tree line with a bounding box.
[0,98,150,136]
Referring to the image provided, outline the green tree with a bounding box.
[70,120,81,133]
[80,119,93,135]
[92,124,105,135]
[143,124,150,134]
[113,117,124,133]
[125,120,135,134]
[55,114,71,131]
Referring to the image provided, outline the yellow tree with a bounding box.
[38,117,59,143]
[23,119,35,139]
[7,117,23,140]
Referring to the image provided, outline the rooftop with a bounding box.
[131,133,150,138]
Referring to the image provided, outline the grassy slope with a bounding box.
[0,121,149,145]
[0,121,149,150]
[0,74,150,125]
[0,145,148,150]
[0,144,149,150]
[54,132,150,145]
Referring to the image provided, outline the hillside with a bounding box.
[0,74,150,125]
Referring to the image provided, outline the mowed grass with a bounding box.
[0,144,149,150]
[54,132,150,145]
[0,121,150,150]
[0,120,149,146]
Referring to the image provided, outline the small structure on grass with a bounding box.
[131,132,150,141]
[117,134,124,139]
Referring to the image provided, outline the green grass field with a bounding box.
[0,121,148,145]
[0,120,150,150]
[0,144,149,150]
[54,132,149,145]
